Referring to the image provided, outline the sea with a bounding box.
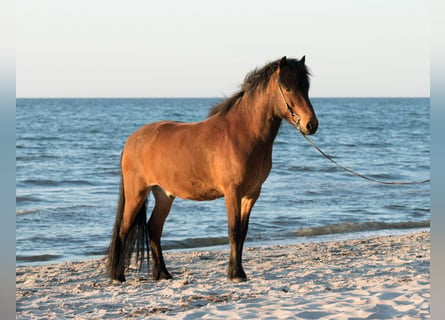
[16,98,430,266]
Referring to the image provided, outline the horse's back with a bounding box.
[122,120,224,200]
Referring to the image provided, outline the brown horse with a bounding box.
[107,56,318,282]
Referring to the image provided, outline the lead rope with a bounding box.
[300,132,430,185]
[275,76,429,185]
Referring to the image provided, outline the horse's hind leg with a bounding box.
[115,176,149,282]
[147,186,175,280]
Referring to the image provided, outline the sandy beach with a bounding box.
[16,231,430,319]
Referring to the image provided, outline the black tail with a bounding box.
[107,162,149,281]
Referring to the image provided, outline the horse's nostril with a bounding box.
[307,121,318,133]
[307,122,313,132]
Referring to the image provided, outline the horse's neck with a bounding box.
[226,94,282,145]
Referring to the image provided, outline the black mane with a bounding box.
[208,57,309,117]
[208,59,279,117]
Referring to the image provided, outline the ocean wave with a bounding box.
[21,179,60,187]
[20,179,96,187]
[16,209,39,215]
[293,220,430,237]
[16,154,59,161]
[286,165,339,173]
[16,195,41,204]
[16,204,96,216]
[163,236,228,250]
[16,254,62,263]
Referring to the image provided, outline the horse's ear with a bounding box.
[300,55,306,65]
[300,56,306,64]
[280,56,287,68]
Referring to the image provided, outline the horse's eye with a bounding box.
[285,86,291,92]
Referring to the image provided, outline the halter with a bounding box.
[276,76,301,130]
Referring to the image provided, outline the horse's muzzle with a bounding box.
[305,119,318,135]
[299,118,318,135]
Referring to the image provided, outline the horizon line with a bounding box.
[16,96,430,99]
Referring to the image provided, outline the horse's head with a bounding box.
[275,56,318,135]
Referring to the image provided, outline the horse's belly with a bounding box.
[177,187,223,201]
[160,177,224,201]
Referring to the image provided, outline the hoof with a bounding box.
[230,276,248,283]
[227,266,247,282]
[159,273,173,280]
[113,274,126,282]
[153,269,173,280]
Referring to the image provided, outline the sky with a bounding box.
[16,0,429,98]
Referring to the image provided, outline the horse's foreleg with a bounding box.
[147,187,174,280]
[225,190,247,282]
[239,189,260,251]
[225,189,261,282]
